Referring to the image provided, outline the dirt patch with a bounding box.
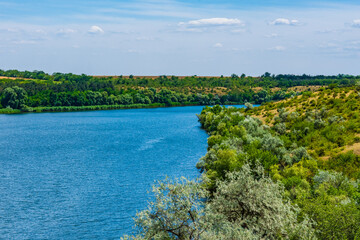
[0,76,40,81]
[339,142,360,155]
[319,156,330,161]
[251,87,263,93]
[254,114,273,126]
[202,87,229,95]
[0,76,17,80]
[94,75,227,79]
[270,87,282,92]
[346,90,354,98]
[288,86,323,92]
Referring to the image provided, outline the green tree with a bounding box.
[1,86,28,109]
[210,164,316,239]
[245,102,254,110]
[123,164,316,240]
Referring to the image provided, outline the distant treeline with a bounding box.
[1,69,358,88]
[0,69,358,112]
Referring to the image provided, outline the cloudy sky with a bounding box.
[0,0,360,76]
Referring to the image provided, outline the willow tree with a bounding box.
[1,86,28,109]
[123,164,316,240]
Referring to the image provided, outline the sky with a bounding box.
[0,0,360,76]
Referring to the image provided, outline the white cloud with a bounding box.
[352,19,360,28]
[270,18,299,26]
[319,41,360,55]
[179,18,245,31]
[213,43,223,48]
[127,49,140,53]
[316,29,343,34]
[184,18,244,27]
[6,28,19,33]
[12,40,37,45]
[56,28,76,36]
[135,36,155,41]
[35,29,47,34]
[231,29,246,33]
[88,25,104,34]
[269,46,286,51]
[265,33,279,38]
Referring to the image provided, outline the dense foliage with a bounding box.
[1,69,358,113]
[123,165,316,240]
[125,85,360,239]
[196,85,360,239]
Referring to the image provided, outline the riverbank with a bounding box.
[0,102,248,114]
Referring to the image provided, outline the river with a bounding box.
[0,105,244,239]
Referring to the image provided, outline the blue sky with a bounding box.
[0,0,360,76]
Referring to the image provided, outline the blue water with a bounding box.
[0,105,244,239]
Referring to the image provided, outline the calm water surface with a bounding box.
[0,105,244,239]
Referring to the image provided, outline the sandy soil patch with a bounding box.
[288,86,323,92]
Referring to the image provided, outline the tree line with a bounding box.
[1,69,358,88]
[0,69,358,113]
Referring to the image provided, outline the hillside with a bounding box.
[194,85,360,239]
[125,85,360,239]
[245,86,360,160]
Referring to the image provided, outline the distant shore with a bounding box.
[0,102,248,114]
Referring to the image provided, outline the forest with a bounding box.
[0,69,358,113]
[124,84,360,239]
